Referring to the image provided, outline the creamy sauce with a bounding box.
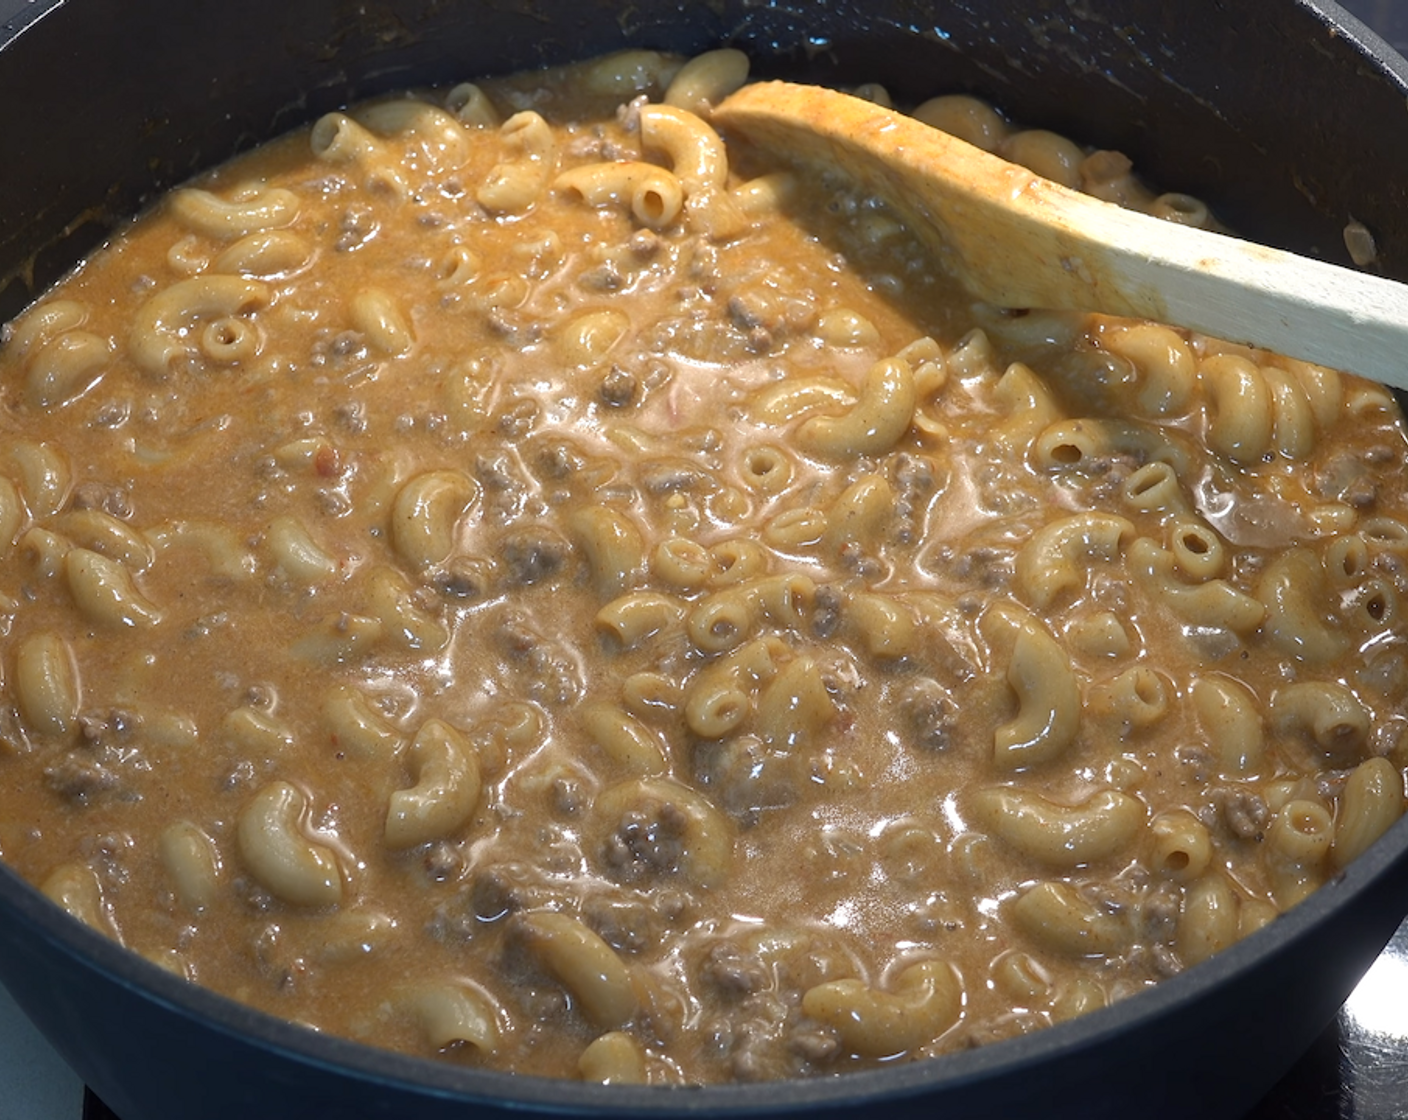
[0,51,1405,1085]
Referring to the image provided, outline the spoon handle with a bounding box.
[713,81,1408,391]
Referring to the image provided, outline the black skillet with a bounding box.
[2,2,1408,1117]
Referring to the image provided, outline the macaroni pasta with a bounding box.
[0,49,1405,1086]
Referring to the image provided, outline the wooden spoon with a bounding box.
[712,81,1408,391]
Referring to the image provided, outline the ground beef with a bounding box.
[1148,941,1184,979]
[474,452,531,518]
[43,709,146,804]
[583,890,685,954]
[640,458,710,495]
[69,481,133,520]
[513,981,572,1041]
[578,262,626,292]
[727,1016,787,1082]
[898,677,956,750]
[494,610,583,706]
[1174,744,1213,786]
[726,285,814,346]
[810,584,843,639]
[892,452,939,545]
[308,329,369,371]
[603,801,690,881]
[701,940,770,996]
[950,545,1014,589]
[1316,449,1384,509]
[695,735,800,822]
[495,612,540,658]
[836,541,884,580]
[953,1010,1052,1051]
[433,556,492,600]
[82,707,141,742]
[251,921,308,991]
[485,309,543,350]
[1216,787,1269,841]
[43,751,124,802]
[332,399,368,434]
[500,529,570,585]
[551,774,586,817]
[599,364,638,407]
[531,438,588,483]
[468,862,557,924]
[629,230,660,259]
[495,397,540,440]
[615,93,648,133]
[788,1024,840,1065]
[422,841,466,883]
[1141,882,1182,944]
[316,487,352,516]
[333,205,377,252]
[78,830,134,891]
[529,651,583,706]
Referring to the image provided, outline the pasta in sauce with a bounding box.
[1,49,1406,1084]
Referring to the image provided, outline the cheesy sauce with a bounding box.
[0,51,1405,1084]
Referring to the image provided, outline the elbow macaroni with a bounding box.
[0,49,1405,1088]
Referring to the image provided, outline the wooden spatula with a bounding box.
[712,81,1408,390]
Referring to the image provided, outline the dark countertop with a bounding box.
[1246,918,1408,1119]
